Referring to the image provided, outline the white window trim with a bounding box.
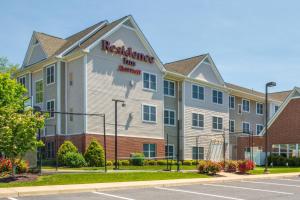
[191,112,204,129]
[143,143,157,158]
[46,99,55,119]
[229,119,235,133]
[142,103,157,123]
[256,102,264,115]
[46,64,56,86]
[142,71,157,92]
[212,89,223,105]
[212,116,223,131]
[242,121,251,133]
[164,80,176,98]
[256,124,264,135]
[229,96,235,110]
[164,108,176,127]
[191,84,205,101]
[242,99,250,113]
[34,79,43,104]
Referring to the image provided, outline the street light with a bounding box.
[264,81,276,174]
[112,99,126,170]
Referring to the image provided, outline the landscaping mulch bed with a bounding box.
[0,174,38,183]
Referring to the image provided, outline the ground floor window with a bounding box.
[272,144,300,158]
[192,147,204,160]
[46,141,55,159]
[165,144,174,159]
[143,144,156,158]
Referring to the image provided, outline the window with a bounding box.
[237,104,242,114]
[256,124,264,135]
[143,144,156,158]
[142,104,156,123]
[165,145,174,159]
[280,144,288,157]
[46,142,55,158]
[69,72,73,86]
[275,105,279,113]
[164,80,175,97]
[47,100,55,119]
[212,117,223,130]
[18,76,26,87]
[46,65,55,85]
[192,84,204,100]
[242,122,250,134]
[192,147,204,160]
[69,108,74,122]
[192,113,204,128]
[164,109,175,126]
[272,144,299,158]
[289,144,297,158]
[143,72,156,91]
[229,120,235,133]
[256,103,263,115]
[229,96,235,109]
[212,90,223,104]
[242,99,250,112]
[272,144,280,156]
[35,80,43,104]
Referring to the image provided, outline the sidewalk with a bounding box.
[1,172,299,198]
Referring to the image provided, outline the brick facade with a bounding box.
[237,98,300,159]
[43,134,165,160]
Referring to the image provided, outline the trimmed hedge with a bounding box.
[84,139,105,167]
[130,153,145,166]
[268,155,300,166]
[57,141,78,165]
[64,152,87,168]
[198,160,221,175]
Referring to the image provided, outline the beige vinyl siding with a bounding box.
[183,80,229,160]
[27,44,47,66]
[86,25,164,139]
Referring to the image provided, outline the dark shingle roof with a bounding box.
[164,54,207,76]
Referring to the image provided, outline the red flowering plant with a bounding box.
[238,160,255,174]
[0,159,12,174]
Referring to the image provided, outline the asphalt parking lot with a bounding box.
[4,176,300,200]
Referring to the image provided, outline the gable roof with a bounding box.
[35,32,66,57]
[225,82,265,98]
[164,54,207,76]
[269,90,291,102]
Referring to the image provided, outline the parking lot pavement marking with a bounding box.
[7,198,18,200]
[93,191,136,200]
[203,183,294,195]
[279,178,300,182]
[155,187,246,200]
[241,180,300,188]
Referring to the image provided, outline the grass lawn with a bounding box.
[0,172,209,188]
[250,166,300,174]
[42,165,198,171]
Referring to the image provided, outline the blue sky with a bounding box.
[1,0,300,92]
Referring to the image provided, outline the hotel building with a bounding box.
[16,15,299,162]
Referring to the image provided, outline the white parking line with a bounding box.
[155,187,246,200]
[279,178,300,182]
[93,191,136,200]
[7,198,18,200]
[242,180,300,187]
[203,183,294,195]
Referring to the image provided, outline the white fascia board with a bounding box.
[57,21,107,57]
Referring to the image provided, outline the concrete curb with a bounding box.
[1,172,299,198]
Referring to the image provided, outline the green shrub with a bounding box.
[106,161,113,166]
[84,139,105,167]
[157,160,167,165]
[225,160,238,173]
[278,156,288,166]
[57,141,78,165]
[64,152,87,168]
[288,157,297,167]
[121,160,130,166]
[198,160,221,175]
[130,153,145,166]
[192,160,200,165]
[16,160,29,174]
[183,160,193,166]
[148,160,157,165]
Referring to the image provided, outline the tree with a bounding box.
[84,139,105,167]
[0,57,19,74]
[0,73,45,176]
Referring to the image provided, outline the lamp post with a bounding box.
[264,81,276,174]
[112,99,126,170]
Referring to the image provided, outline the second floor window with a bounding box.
[19,76,26,87]
[192,113,204,128]
[242,122,250,134]
[143,104,156,123]
[35,80,43,104]
[46,65,55,85]
[229,120,235,133]
[143,72,156,91]
[242,99,250,112]
[192,85,204,100]
[229,96,235,109]
[256,103,263,115]
[212,90,223,104]
[164,109,175,126]
[164,80,175,97]
[47,100,55,119]
[212,116,223,130]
